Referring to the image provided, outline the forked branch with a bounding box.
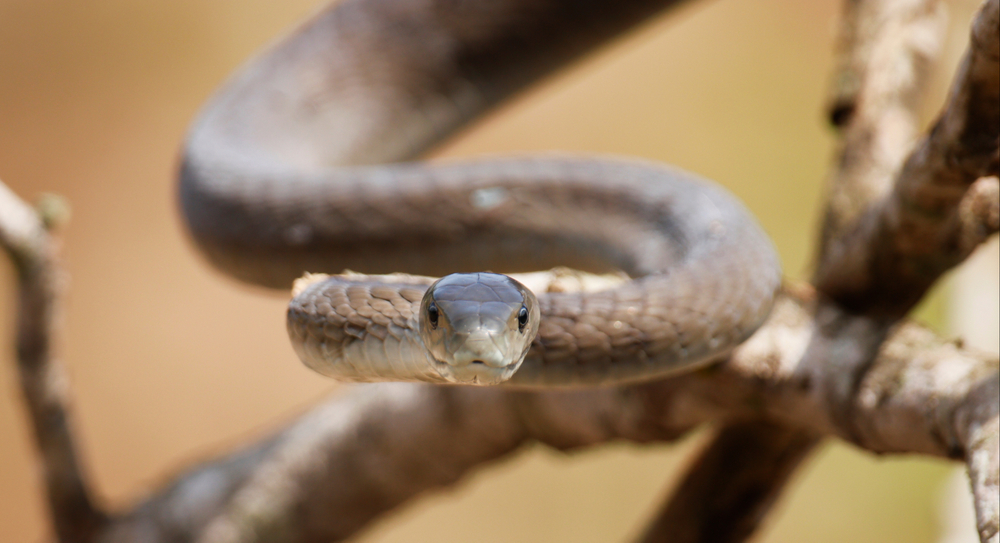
[817,0,1000,314]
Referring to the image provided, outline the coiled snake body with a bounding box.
[179,0,782,386]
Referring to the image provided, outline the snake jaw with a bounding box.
[428,354,521,386]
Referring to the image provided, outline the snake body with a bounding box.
[179,0,782,386]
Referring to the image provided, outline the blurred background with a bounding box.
[0,0,994,541]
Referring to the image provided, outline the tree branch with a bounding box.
[959,176,999,249]
[81,286,996,543]
[957,367,999,543]
[817,0,1000,314]
[0,180,106,543]
[819,0,946,249]
[637,2,953,541]
[635,422,819,543]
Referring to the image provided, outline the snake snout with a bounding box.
[451,331,509,369]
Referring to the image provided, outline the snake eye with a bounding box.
[517,305,528,332]
[427,302,439,329]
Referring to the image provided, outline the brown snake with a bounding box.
[179,0,782,386]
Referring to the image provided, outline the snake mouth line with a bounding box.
[430,356,514,385]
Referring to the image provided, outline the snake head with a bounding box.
[419,272,539,385]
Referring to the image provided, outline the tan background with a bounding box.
[0,0,986,541]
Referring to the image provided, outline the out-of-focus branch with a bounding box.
[819,0,945,245]
[635,422,819,543]
[817,0,1000,314]
[811,4,1000,537]
[97,385,528,543]
[956,363,999,543]
[959,176,999,249]
[88,287,997,543]
[0,180,106,543]
[637,2,950,541]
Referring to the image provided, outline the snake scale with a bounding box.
[179,0,782,386]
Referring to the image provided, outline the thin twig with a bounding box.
[0,180,105,542]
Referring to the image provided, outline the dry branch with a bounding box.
[86,288,997,543]
[820,0,946,245]
[817,0,1000,314]
[635,422,819,543]
[959,176,1000,248]
[637,1,958,540]
[0,181,106,542]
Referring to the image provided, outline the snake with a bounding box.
[178,0,782,387]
